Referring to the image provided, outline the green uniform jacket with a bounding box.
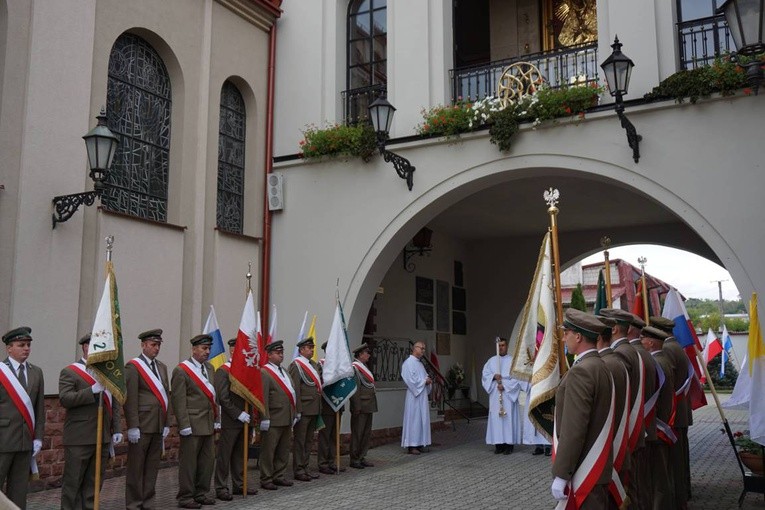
[289,358,322,416]
[124,356,170,434]
[662,337,690,428]
[350,363,377,414]
[170,360,217,436]
[0,358,45,451]
[261,365,295,426]
[59,360,121,445]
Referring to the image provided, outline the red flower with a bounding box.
[744,88,753,96]
[564,106,572,114]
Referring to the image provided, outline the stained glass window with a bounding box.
[217,81,246,233]
[105,33,171,221]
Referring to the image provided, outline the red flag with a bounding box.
[631,279,653,322]
[230,290,266,414]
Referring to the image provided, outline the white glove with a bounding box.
[127,428,141,443]
[295,412,302,422]
[179,427,192,437]
[214,422,221,431]
[259,420,270,432]
[237,412,251,424]
[91,381,104,393]
[112,433,123,444]
[163,427,170,438]
[32,439,42,457]
[551,477,568,501]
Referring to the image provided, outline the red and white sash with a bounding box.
[220,361,231,373]
[179,360,217,419]
[294,357,322,393]
[68,363,113,416]
[262,364,296,409]
[643,354,665,429]
[128,357,168,414]
[353,360,375,386]
[0,362,35,437]
[554,376,616,510]
[612,365,631,471]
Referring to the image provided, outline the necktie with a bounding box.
[18,363,27,390]
[150,360,159,378]
[201,364,208,380]
[279,366,284,376]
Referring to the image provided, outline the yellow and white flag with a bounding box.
[748,293,765,446]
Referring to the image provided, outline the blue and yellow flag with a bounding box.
[204,305,226,370]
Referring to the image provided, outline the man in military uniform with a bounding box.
[652,315,692,509]
[289,337,322,482]
[551,309,612,509]
[214,338,257,500]
[59,334,123,510]
[318,341,345,474]
[0,327,45,509]
[259,340,296,490]
[349,343,377,469]
[171,334,219,509]
[124,329,171,510]
[641,325,676,509]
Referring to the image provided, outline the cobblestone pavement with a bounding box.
[27,403,765,509]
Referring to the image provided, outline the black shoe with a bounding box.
[494,445,504,454]
[544,447,552,456]
[361,460,374,467]
[350,461,365,469]
[194,496,216,506]
[319,466,336,474]
[418,446,430,453]
[231,487,258,496]
[273,479,293,487]
[503,444,513,455]
[216,492,233,501]
[179,502,202,509]
[260,482,278,490]
[532,446,544,455]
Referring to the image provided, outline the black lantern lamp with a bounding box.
[52,108,119,228]
[718,0,765,94]
[403,227,433,272]
[368,97,416,191]
[600,37,642,163]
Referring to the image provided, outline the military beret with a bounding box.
[266,340,284,352]
[649,316,676,334]
[353,343,370,356]
[190,334,213,346]
[321,341,328,351]
[138,329,163,342]
[563,309,606,341]
[297,337,315,348]
[596,315,617,328]
[227,338,237,347]
[598,308,633,326]
[2,327,32,345]
[78,333,92,345]
[641,326,669,341]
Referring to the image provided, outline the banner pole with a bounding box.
[242,262,253,497]
[600,236,613,307]
[545,188,567,376]
[335,411,341,474]
[638,257,650,325]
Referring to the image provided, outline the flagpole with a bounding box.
[93,235,113,510]
[335,411,341,474]
[637,257,650,325]
[695,345,740,461]
[242,262,252,498]
[600,236,613,308]
[544,188,567,376]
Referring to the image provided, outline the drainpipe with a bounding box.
[261,20,277,332]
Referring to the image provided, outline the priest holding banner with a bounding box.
[171,334,219,509]
[481,337,522,454]
[124,329,171,510]
[0,327,44,510]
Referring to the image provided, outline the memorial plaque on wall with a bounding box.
[416,276,434,304]
[452,311,467,335]
[416,304,434,330]
[452,287,466,311]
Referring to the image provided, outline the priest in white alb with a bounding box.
[401,340,432,455]
[482,337,523,454]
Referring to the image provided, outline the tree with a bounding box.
[571,283,587,312]
[704,355,739,390]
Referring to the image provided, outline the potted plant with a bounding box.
[446,363,465,400]
[734,430,764,475]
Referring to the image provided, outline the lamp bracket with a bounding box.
[403,245,432,273]
[616,105,641,163]
[379,143,415,191]
[52,190,101,228]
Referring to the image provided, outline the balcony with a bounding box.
[450,42,599,102]
[342,83,386,126]
[678,14,734,70]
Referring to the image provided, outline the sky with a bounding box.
[580,244,741,302]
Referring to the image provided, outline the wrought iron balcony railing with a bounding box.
[678,14,734,70]
[342,84,387,125]
[450,42,599,102]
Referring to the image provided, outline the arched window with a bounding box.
[217,81,246,233]
[345,0,386,124]
[105,33,172,221]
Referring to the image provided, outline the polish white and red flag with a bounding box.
[230,290,265,414]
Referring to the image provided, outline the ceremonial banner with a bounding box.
[662,288,707,409]
[631,279,653,322]
[511,232,558,440]
[292,311,309,361]
[721,324,733,377]
[748,293,765,446]
[230,290,266,414]
[703,329,722,364]
[204,305,226,370]
[87,261,126,404]
[594,269,607,315]
[308,315,319,362]
[322,301,357,412]
[267,304,277,346]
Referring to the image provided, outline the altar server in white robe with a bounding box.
[401,341,432,455]
[521,380,551,455]
[482,337,523,454]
